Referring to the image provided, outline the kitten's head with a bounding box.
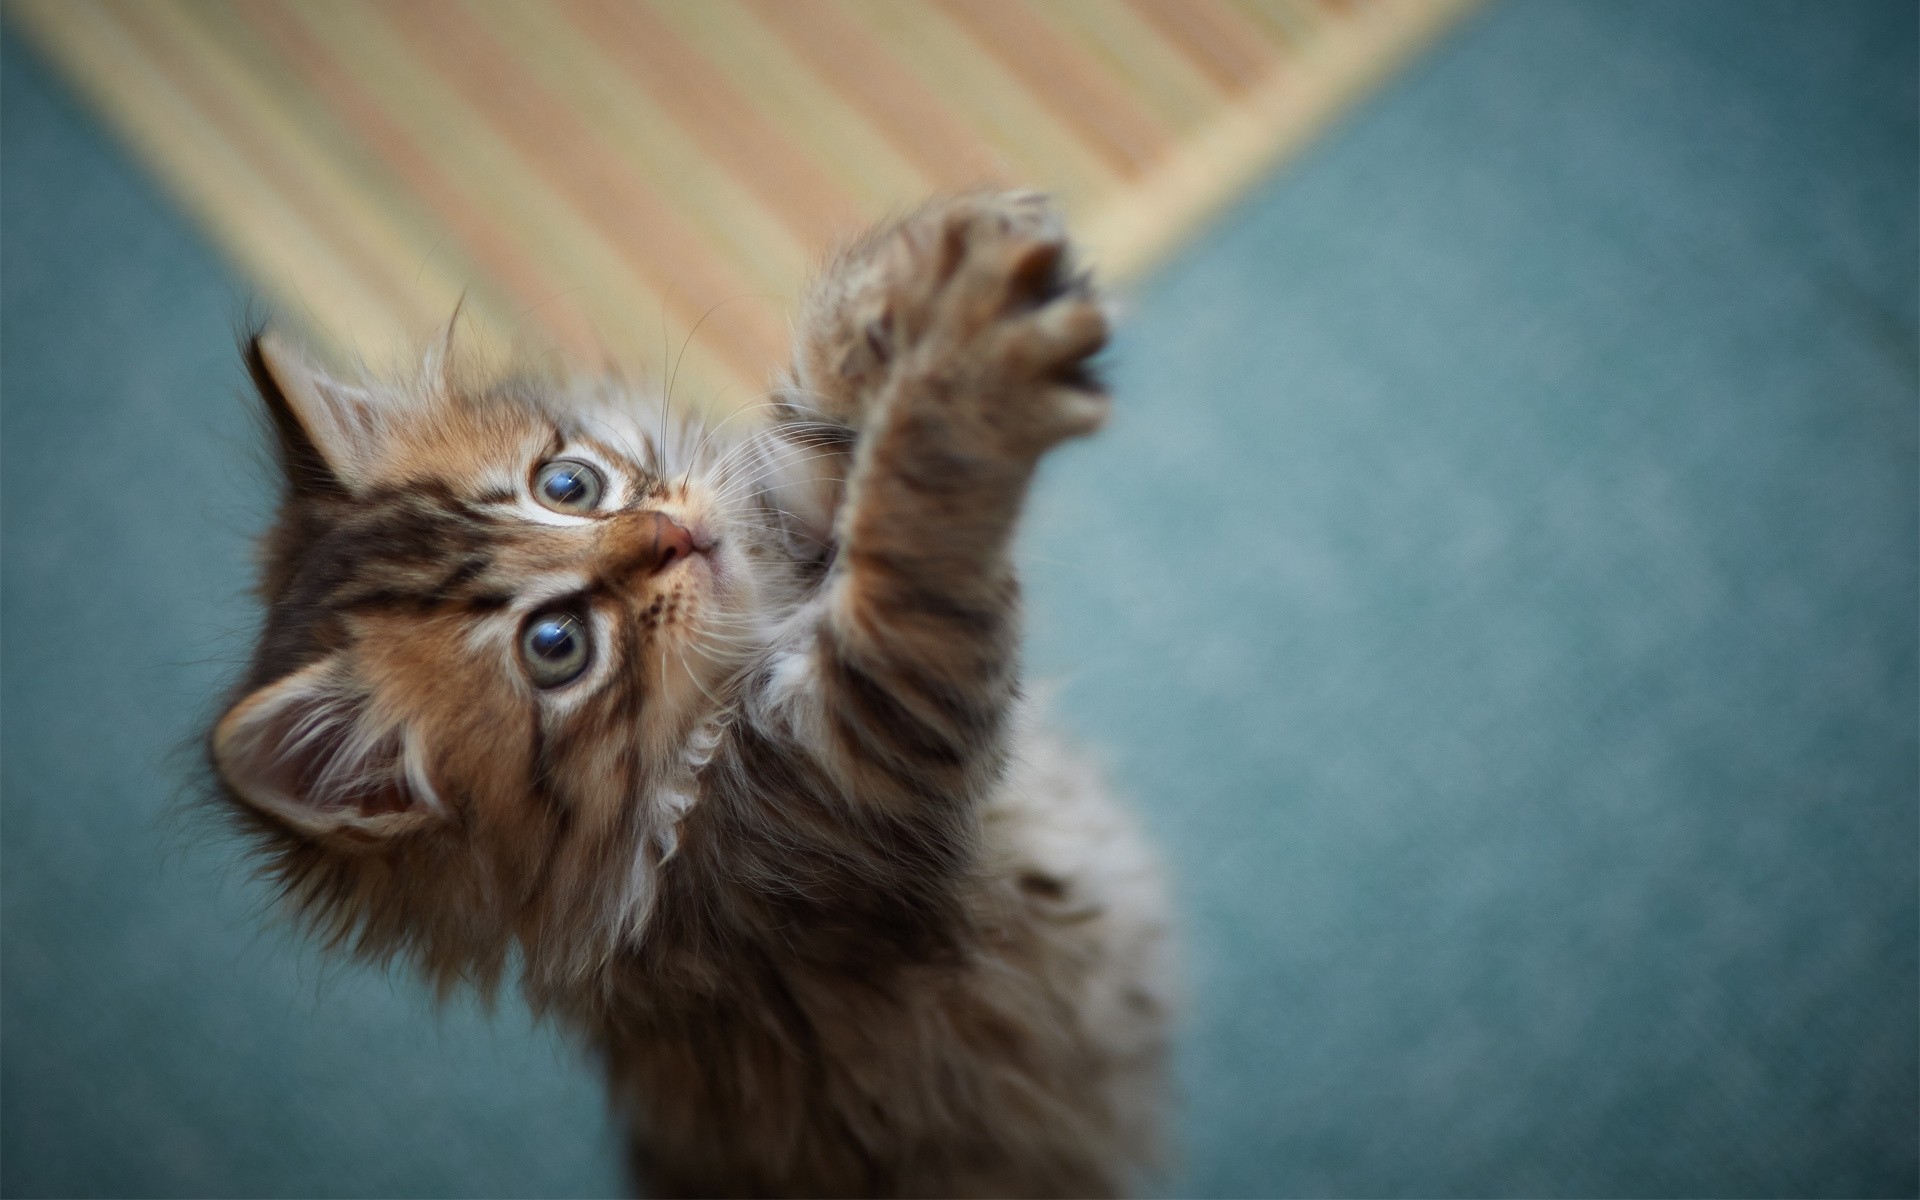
[210,335,773,989]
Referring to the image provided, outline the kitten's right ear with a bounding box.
[246,333,384,493]
[213,654,445,843]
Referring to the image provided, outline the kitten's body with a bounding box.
[212,194,1172,1196]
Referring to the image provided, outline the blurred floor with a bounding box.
[7,0,1476,400]
[3,1,1916,1197]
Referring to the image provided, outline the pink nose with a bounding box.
[608,511,700,578]
[653,513,697,570]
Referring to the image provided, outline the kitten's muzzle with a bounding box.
[604,510,701,579]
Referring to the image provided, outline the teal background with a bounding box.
[4,1,1915,1196]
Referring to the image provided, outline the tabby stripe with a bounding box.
[833,605,1015,743]
[881,438,997,499]
[818,692,958,813]
[526,717,568,818]
[819,630,967,767]
[439,556,493,593]
[606,613,648,724]
[841,548,1006,635]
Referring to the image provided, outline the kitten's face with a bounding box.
[211,337,773,974]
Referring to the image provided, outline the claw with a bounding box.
[1052,358,1106,394]
[1008,239,1068,308]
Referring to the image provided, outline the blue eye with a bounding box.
[534,459,604,512]
[520,612,591,687]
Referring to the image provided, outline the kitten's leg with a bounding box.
[744,219,915,557]
[781,192,1109,802]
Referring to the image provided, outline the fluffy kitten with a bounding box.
[210,192,1173,1197]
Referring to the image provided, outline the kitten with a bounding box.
[210,192,1173,1197]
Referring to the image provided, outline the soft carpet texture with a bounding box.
[2,0,1915,1196]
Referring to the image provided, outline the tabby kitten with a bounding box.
[211,192,1172,1197]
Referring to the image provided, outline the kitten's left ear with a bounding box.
[246,333,386,493]
[212,654,446,843]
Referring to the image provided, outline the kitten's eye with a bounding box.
[520,612,591,688]
[534,459,604,512]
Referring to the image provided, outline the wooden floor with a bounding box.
[10,0,1478,405]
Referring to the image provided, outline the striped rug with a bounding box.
[9,0,1480,407]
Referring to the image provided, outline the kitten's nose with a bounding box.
[608,510,699,577]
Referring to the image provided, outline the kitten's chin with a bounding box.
[654,558,760,699]
[685,518,765,608]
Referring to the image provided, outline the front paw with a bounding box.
[792,192,1110,457]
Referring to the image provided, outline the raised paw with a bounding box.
[790,192,1110,459]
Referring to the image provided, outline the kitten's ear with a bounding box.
[246,333,385,493]
[213,654,445,841]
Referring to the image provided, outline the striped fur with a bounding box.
[212,193,1172,1197]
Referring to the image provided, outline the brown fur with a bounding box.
[211,193,1173,1197]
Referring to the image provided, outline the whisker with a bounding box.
[665,292,774,443]
[714,455,845,507]
[674,642,722,708]
[712,442,835,495]
[711,432,843,486]
[658,287,676,482]
[681,396,803,489]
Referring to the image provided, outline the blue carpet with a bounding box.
[4,1,1915,1196]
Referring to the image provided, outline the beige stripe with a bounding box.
[464,0,808,302]
[9,0,401,346]
[1034,0,1239,133]
[644,0,933,216]
[285,0,761,398]
[228,0,607,366]
[741,0,1009,190]
[559,0,865,253]
[1125,0,1282,95]
[256,0,647,368]
[1228,0,1330,47]
[104,1,448,338]
[380,0,789,379]
[933,0,1177,179]
[172,0,521,349]
[836,0,1123,209]
[1084,0,1482,282]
